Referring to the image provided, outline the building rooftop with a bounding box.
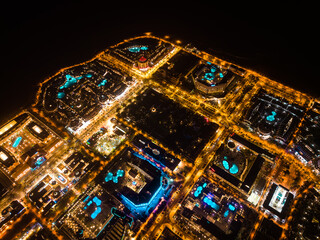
[263,183,294,219]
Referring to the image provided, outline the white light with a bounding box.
[248,192,260,206]
[32,125,42,134]
[73,119,92,135]
[0,152,8,161]
[269,185,289,213]
[0,120,17,135]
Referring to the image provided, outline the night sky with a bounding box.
[2,1,318,124]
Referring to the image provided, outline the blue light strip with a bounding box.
[98,79,107,87]
[131,146,173,176]
[121,176,164,211]
[111,207,134,227]
[224,210,229,217]
[12,136,22,148]
[131,150,165,172]
[121,149,170,215]
[97,207,134,237]
[91,207,101,219]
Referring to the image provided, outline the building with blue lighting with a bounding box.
[120,174,167,217]
[179,177,244,239]
[132,134,180,171]
[38,59,131,132]
[107,37,174,73]
[242,89,304,145]
[99,147,171,219]
[56,185,133,240]
[120,148,170,218]
[190,61,235,96]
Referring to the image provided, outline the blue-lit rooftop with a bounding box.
[59,73,92,90]
[198,63,226,87]
[100,148,172,219]
[127,45,149,53]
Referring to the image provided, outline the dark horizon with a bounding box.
[2,2,318,124]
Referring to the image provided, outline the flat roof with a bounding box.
[269,185,289,213]
[263,183,294,219]
[231,133,275,160]
[132,134,180,171]
[211,154,264,193]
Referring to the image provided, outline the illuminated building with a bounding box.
[263,183,294,220]
[242,89,304,145]
[99,147,171,219]
[136,56,149,71]
[287,188,320,239]
[107,37,175,75]
[55,185,132,240]
[119,149,170,218]
[38,60,130,132]
[132,134,180,172]
[21,144,47,170]
[292,110,320,166]
[0,200,25,230]
[121,175,167,216]
[0,111,59,177]
[210,133,274,194]
[0,146,16,168]
[190,61,236,96]
[179,178,244,239]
